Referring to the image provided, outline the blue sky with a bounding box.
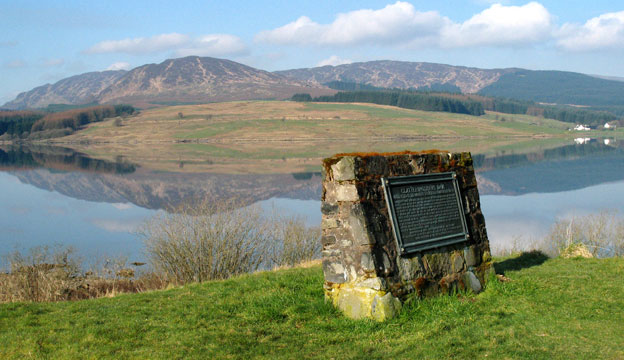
[1,0,624,104]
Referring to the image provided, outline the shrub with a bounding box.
[267,214,321,268]
[0,245,81,302]
[139,200,321,284]
[543,211,624,258]
[0,245,167,303]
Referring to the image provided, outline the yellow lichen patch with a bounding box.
[325,283,388,320]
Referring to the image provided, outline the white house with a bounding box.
[574,124,591,131]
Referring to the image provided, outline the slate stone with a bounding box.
[321,217,339,229]
[335,184,359,202]
[349,204,375,245]
[322,258,346,284]
[321,235,336,246]
[452,253,465,273]
[463,271,482,294]
[331,157,356,181]
[321,201,339,215]
[360,252,375,272]
[464,246,477,267]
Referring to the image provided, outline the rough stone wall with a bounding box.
[321,151,492,321]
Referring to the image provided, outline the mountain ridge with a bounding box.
[3,56,332,110]
[5,56,624,110]
[275,60,519,93]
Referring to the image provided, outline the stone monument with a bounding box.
[321,151,492,321]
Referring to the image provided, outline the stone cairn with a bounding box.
[321,151,492,321]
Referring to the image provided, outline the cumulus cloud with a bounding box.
[255,1,446,46]
[441,2,554,47]
[256,1,554,49]
[316,55,353,67]
[85,33,190,55]
[85,33,249,57]
[106,62,132,71]
[174,34,249,57]
[557,11,624,51]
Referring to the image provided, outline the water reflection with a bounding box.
[1,139,623,260]
[0,145,136,174]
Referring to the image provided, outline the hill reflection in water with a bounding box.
[1,139,623,260]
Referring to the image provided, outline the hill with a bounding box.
[478,70,624,107]
[3,70,126,110]
[2,57,333,110]
[1,255,623,358]
[278,61,624,110]
[7,57,624,112]
[276,60,513,93]
[97,56,331,106]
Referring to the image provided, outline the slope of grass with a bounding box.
[40,101,583,174]
[1,254,623,359]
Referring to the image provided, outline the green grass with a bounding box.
[1,253,623,359]
[302,102,423,118]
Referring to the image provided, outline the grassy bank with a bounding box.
[1,253,623,359]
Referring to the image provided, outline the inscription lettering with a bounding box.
[383,173,468,254]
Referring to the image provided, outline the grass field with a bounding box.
[40,100,600,174]
[1,253,623,359]
[61,101,572,144]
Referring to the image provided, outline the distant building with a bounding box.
[574,124,591,131]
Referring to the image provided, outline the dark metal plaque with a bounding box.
[382,172,469,255]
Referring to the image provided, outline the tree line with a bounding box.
[478,97,617,127]
[0,104,135,139]
[293,81,619,126]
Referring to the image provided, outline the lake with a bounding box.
[1,138,623,265]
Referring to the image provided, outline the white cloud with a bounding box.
[255,1,446,46]
[106,62,132,71]
[316,55,353,67]
[85,33,190,55]
[440,2,554,47]
[174,34,249,57]
[4,59,26,68]
[557,11,624,51]
[257,1,555,49]
[85,33,249,57]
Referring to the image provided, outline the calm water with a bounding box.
[1,139,623,264]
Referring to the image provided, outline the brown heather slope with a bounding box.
[97,56,334,105]
[3,71,126,110]
[3,57,334,110]
[275,60,519,93]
